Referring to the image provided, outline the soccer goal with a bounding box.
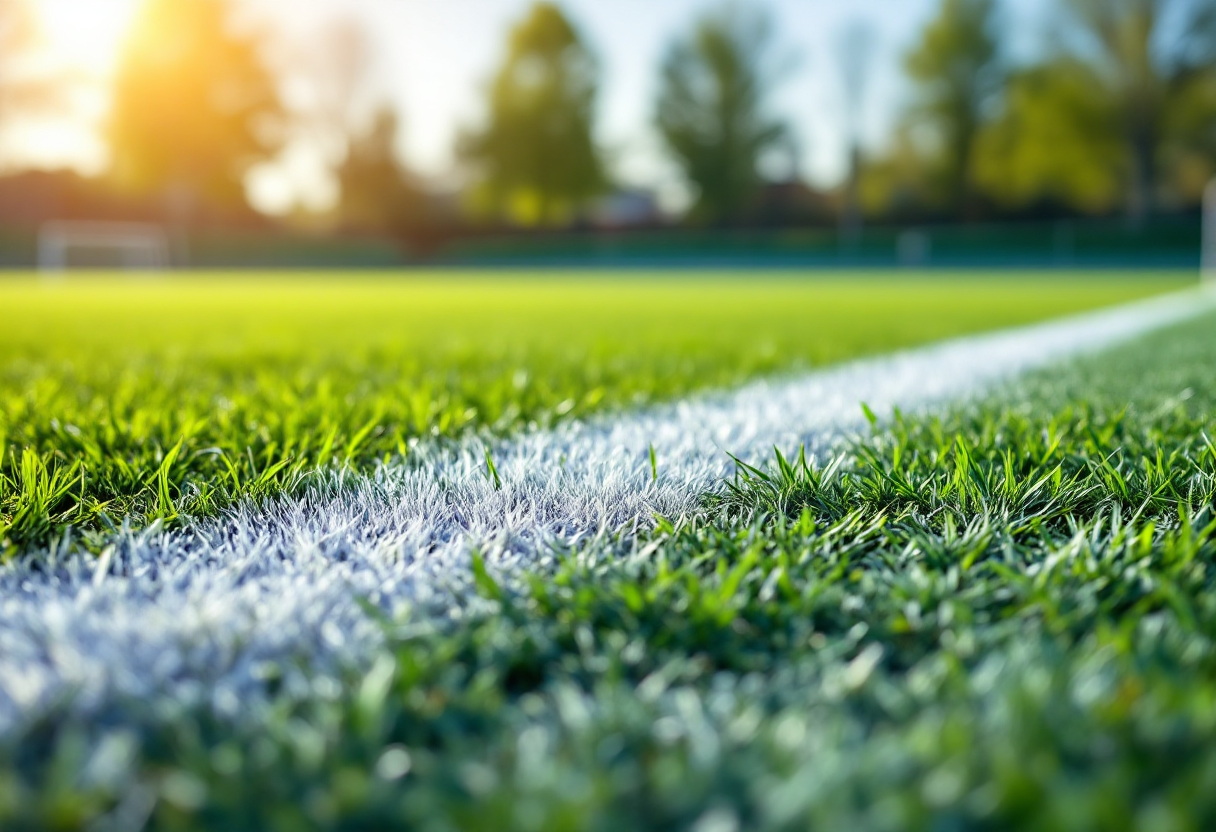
[38,221,172,272]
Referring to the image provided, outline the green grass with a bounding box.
[0,270,1182,551]
[3,293,1215,831]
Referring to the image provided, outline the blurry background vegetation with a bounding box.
[0,0,1213,266]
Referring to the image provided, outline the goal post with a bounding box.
[38,221,172,273]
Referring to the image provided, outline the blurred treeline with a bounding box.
[0,0,1214,259]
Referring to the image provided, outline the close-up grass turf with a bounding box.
[0,271,1185,552]
[1,281,1213,831]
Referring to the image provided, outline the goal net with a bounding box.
[38,221,171,272]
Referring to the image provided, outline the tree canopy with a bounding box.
[337,109,425,237]
[3,0,1212,228]
[107,0,285,214]
[974,60,1126,214]
[459,2,605,226]
[902,0,1002,215]
[967,0,1216,220]
[1061,0,1216,218]
[655,3,788,224]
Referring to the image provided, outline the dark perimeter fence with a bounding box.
[0,215,1202,270]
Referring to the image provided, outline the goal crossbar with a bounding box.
[38,221,171,272]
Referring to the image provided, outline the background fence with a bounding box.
[0,215,1202,271]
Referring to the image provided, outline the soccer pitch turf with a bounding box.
[0,271,1186,548]
[3,271,1216,830]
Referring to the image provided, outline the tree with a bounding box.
[903,0,1002,217]
[337,108,425,236]
[971,0,1216,219]
[1059,0,1216,221]
[836,19,876,243]
[655,3,788,225]
[107,0,285,215]
[974,61,1126,214]
[459,2,605,226]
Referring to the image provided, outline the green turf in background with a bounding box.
[0,271,1189,548]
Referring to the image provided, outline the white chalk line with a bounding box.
[0,288,1212,731]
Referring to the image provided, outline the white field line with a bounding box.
[0,289,1212,730]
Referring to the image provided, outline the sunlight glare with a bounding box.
[37,0,142,76]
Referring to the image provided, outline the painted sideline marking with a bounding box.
[0,289,1211,728]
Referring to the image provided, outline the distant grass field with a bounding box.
[0,271,1186,551]
[3,291,1214,831]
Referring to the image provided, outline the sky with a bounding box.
[11,0,1052,215]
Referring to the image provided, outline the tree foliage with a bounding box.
[337,109,425,236]
[975,61,1126,214]
[1062,0,1216,218]
[836,20,876,241]
[974,0,1216,218]
[460,2,605,226]
[107,0,285,213]
[902,0,1002,215]
[655,3,787,224]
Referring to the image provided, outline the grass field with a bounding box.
[0,271,1185,553]
[1,271,1212,831]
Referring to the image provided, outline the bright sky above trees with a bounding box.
[6,0,1056,215]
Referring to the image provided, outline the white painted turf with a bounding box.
[0,290,1211,731]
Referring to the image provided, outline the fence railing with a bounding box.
[435,217,1202,268]
[0,215,1202,270]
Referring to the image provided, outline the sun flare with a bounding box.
[36,0,142,76]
